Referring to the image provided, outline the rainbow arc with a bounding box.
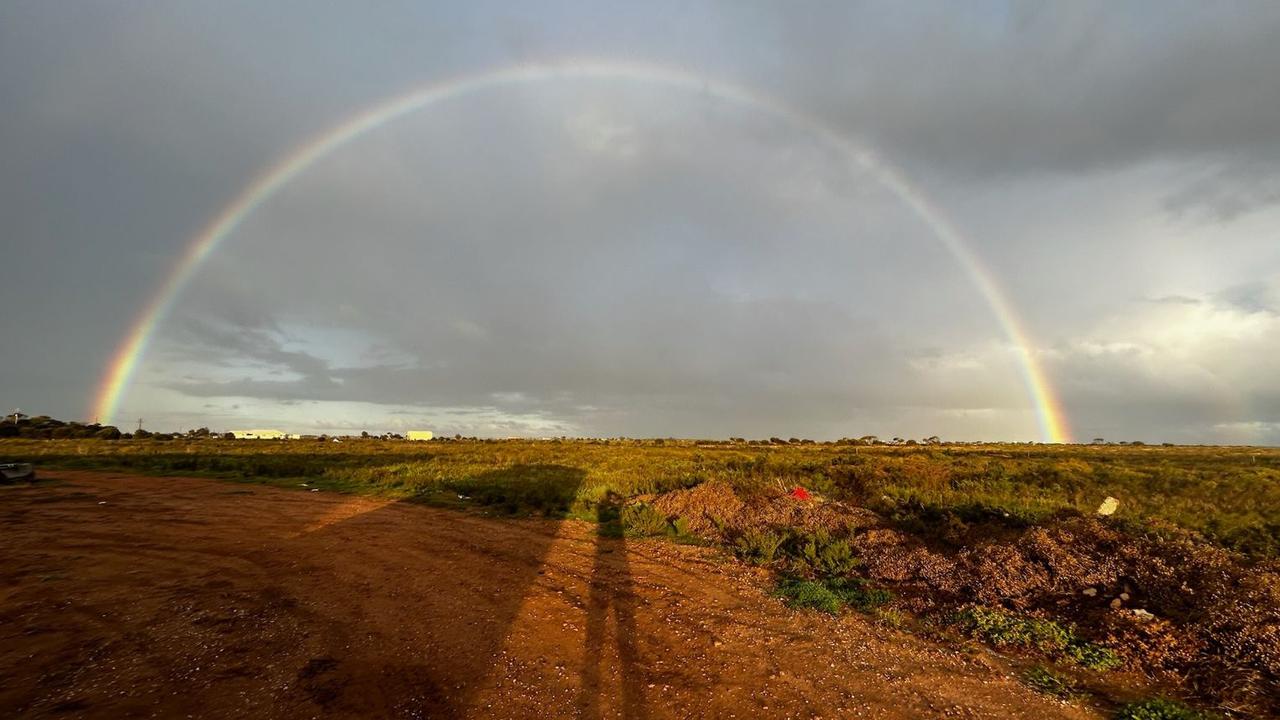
[90,59,1071,443]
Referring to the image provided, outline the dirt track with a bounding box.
[0,472,1100,719]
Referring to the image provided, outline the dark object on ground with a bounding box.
[0,462,35,482]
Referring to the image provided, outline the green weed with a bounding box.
[953,607,1121,671]
[1114,698,1216,720]
[774,576,892,614]
[620,502,670,537]
[734,528,785,564]
[1022,665,1080,699]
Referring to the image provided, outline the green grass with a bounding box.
[953,606,1122,671]
[1022,665,1081,699]
[773,576,892,614]
[734,528,785,564]
[1114,698,1216,720]
[4,437,1280,557]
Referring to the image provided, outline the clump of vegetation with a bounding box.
[871,607,911,629]
[1114,698,1216,720]
[616,503,701,544]
[953,607,1121,671]
[1021,665,1080,700]
[734,528,785,564]
[785,528,859,575]
[620,502,670,537]
[774,576,892,614]
[668,516,701,544]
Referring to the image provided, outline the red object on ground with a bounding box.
[789,486,811,501]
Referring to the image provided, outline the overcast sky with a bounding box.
[2,1,1279,443]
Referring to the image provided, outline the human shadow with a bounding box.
[280,464,647,719]
[577,491,649,720]
[6,464,652,718]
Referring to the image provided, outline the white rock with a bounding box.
[1097,496,1120,516]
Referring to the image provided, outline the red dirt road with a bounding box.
[1,472,1099,719]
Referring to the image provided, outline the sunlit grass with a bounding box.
[4,437,1278,556]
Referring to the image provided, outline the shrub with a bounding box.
[620,503,670,537]
[669,516,701,544]
[735,528,785,564]
[786,529,860,576]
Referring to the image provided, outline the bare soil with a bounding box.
[1,472,1101,719]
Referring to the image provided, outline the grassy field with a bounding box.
[5,437,1279,557]
[6,437,1279,716]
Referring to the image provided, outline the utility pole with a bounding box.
[137,418,144,433]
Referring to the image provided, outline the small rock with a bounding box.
[1097,496,1120,516]
[1131,609,1154,621]
[1110,597,1123,609]
[310,488,320,493]
[1119,592,1131,601]
[1082,588,1098,597]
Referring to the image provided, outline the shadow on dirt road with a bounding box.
[0,466,651,719]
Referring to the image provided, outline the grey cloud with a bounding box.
[4,2,1280,442]
[1216,280,1280,314]
[762,2,1280,180]
[1163,157,1280,220]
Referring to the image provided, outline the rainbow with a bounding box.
[90,59,1071,443]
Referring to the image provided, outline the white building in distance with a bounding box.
[230,429,285,440]
[406,430,434,441]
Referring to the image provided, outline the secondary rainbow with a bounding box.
[91,59,1071,443]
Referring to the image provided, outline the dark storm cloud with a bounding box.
[763,2,1280,179]
[3,2,1279,442]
